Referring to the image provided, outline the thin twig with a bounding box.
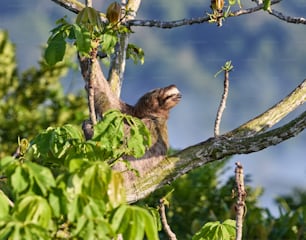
[214,61,233,137]
[159,199,177,240]
[234,162,247,240]
[269,9,306,25]
[127,0,282,28]
[50,0,282,28]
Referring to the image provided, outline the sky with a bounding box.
[0,0,305,216]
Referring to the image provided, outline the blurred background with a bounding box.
[1,0,305,215]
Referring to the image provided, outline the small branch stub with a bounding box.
[235,162,247,240]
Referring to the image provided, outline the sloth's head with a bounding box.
[134,85,181,119]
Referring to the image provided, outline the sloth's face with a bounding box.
[134,85,181,119]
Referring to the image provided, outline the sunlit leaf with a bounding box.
[25,161,56,196]
[228,0,236,5]
[10,165,29,195]
[73,24,92,55]
[14,195,52,228]
[82,162,111,200]
[192,219,236,240]
[102,32,118,55]
[0,190,11,215]
[127,43,145,65]
[108,171,126,209]
[263,0,271,11]
[111,205,159,240]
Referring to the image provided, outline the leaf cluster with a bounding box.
[0,30,87,158]
[44,5,144,66]
[0,110,157,239]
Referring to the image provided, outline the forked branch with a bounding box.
[127,79,306,202]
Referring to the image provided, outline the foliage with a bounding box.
[0,110,157,239]
[45,4,144,66]
[192,219,236,240]
[1,2,306,239]
[0,30,88,158]
[139,159,306,239]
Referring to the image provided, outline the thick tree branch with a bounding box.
[227,79,306,137]
[127,109,305,202]
[126,78,305,202]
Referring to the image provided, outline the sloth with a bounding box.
[79,56,181,183]
[112,85,182,182]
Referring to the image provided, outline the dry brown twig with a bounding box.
[234,162,247,240]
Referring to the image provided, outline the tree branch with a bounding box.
[269,9,306,25]
[227,79,306,137]
[50,0,84,14]
[50,0,282,29]
[127,0,282,28]
[126,78,306,202]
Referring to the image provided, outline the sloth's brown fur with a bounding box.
[79,56,181,186]
[112,85,181,183]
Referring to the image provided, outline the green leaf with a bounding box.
[76,7,104,33]
[0,156,17,175]
[93,110,125,156]
[81,162,111,200]
[111,205,159,240]
[192,219,236,240]
[102,31,118,55]
[125,115,151,158]
[44,32,66,66]
[10,165,29,195]
[67,192,86,222]
[0,190,11,215]
[111,204,128,231]
[31,124,84,160]
[25,161,56,196]
[73,24,92,55]
[107,171,126,209]
[263,0,271,11]
[14,195,52,228]
[127,43,145,65]
[48,187,67,218]
[229,0,236,5]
